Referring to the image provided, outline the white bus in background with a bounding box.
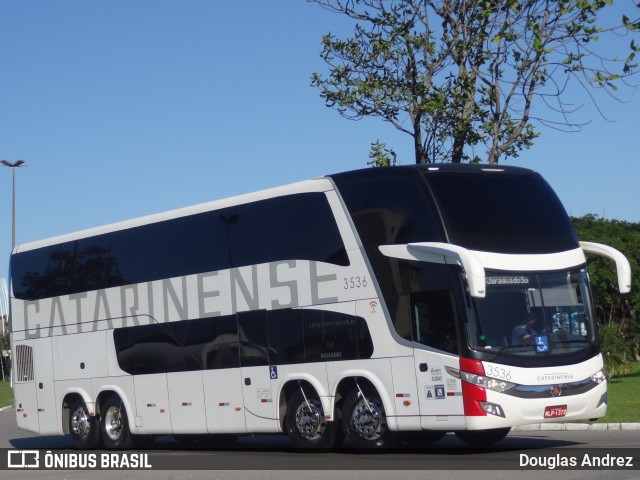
[9,164,631,450]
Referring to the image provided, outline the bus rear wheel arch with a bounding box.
[341,380,397,450]
[283,381,341,450]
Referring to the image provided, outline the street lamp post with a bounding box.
[1,160,26,384]
[1,159,27,249]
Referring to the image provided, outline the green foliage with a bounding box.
[572,215,640,324]
[311,0,640,164]
[368,140,397,167]
[599,323,634,377]
[572,215,640,376]
[602,362,640,423]
[0,379,12,409]
[579,362,640,423]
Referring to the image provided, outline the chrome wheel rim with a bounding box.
[70,406,91,439]
[295,399,326,440]
[351,397,385,440]
[104,405,123,441]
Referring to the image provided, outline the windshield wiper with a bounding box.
[489,344,536,353]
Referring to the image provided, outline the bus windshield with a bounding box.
[468,269,597,356]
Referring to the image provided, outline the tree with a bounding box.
[310,0,640,164]
[0,330,9,380]
[572,214,640,375]
[368,140,398,166]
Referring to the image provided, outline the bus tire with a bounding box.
[341,385,396,450]
[454,427,511,446]
[285,388,338,450]
[100,395,132,449]
[68,398,101,449]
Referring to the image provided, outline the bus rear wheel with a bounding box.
[454,427,511,446]
[100,396,132,449]
[342,384,396,450]
[285,387,338,450]
[69,398,101,449]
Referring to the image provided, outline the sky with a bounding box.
[0,0,639,281]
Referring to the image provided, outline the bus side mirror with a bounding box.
[580,241,632,294]
[379,242,486,298]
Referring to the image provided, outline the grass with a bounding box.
[0,364,638,422]
[595,361,640,423]
[0,378,13,409]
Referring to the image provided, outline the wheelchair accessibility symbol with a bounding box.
[535,336,549,353]
[269,366,278,379]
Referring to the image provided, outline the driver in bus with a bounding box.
[511,313,538,345]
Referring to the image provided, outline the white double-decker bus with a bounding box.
[9,164,631,449]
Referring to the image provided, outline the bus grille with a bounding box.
[14,345,34,382]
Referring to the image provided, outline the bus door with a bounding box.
[410,291,465,429]
[413,349,465,429]
[238,311,278,432]
[201,315,246,434]
[203,369,246,434]
[33,337,58,434]
[240,365,276,432]
[168,371,208,434]
[133,374,172,434]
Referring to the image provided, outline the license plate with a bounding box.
[544,405,567,418]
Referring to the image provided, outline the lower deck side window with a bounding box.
[113,308,373,375]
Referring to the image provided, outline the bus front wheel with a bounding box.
[69,398,101,449]
[100,396,132,449]
[342,384,396,450]
[285,388,339,450]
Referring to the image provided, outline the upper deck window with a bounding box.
[334,174,444,247]
[425,171,578,254]
[12,192,349,301]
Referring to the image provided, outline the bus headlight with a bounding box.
[479,402,506,418]
[590,369,607,384]
[460,372,516,393]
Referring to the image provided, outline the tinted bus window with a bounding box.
[425,171,578,254]
[269,194,349,266]
[238,310,270,367]
[113,309,373,374]
[224,202,269,268]
[199,316,240,370]
[113,322,188,375]
[334,175,443,247]
[304,310,359,362]
[267,309,305,365]
[12,192,348,301]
